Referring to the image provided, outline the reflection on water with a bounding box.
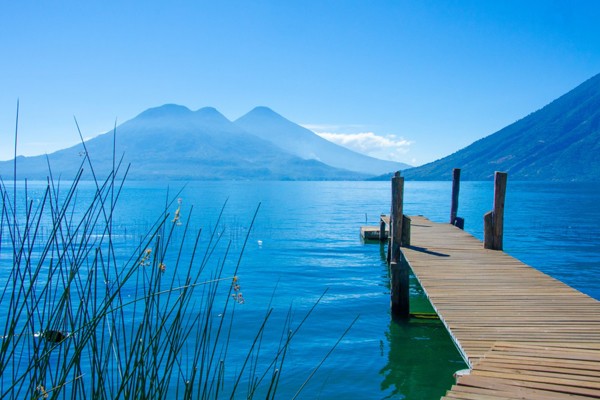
[376,244,467,399]
[2,180,597,399]
[380,318,466,400]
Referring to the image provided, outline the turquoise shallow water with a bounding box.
[1,180,599,399]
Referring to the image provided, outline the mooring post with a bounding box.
[390,171,409,318]
[450,168,465,229]
[492,171,507,250]
[390,260,410,318]
[402,215,411,247]
[379,216,386,242]
[483,211,494,249]
[450,168,461,225]
[390,171,404,263]
[484,171,508,250]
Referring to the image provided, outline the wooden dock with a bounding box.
[360,215,389,241]
[401,216,600,399]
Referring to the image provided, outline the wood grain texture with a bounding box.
[402,216,600,399]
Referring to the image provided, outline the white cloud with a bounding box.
[302,123,365,132]
[313,131,413,162]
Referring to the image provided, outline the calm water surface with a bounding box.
[2,180,599,399]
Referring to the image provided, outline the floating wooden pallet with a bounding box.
[360,214,390,241]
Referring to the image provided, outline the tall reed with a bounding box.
[0,120,350,399]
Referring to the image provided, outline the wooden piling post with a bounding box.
[390,171,404,263]
[492,172,508,250]
[390,171,409,318]
[402,215,411,247]
[483,211,494,249]
[450,168,461,225]
[390,260,409,318]
[484,172,508,250]
[379,217,386,241]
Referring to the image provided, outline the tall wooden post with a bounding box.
[390,171,409,318]
[390,260,409,318]
[492,172,507,250]
[483,211,494,249]
[450,168,461,225]
[484,171,507,250]
[390,171,404,263]
[401,215,411,247]
[379,217,386,242]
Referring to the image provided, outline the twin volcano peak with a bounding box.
[136,104,193,119]
[1,103,407,180]
[243,106,281,117]
[137,104,282,125]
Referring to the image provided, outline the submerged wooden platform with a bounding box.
[360,215,390,241]
[401,216,600,399]
[360,226,387,241]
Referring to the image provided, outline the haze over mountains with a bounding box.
[2,72,599,182]
[235,107,405,176]
[402,73,600,181]
[0,106,409,180]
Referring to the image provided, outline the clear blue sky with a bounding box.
[2,1,600,165]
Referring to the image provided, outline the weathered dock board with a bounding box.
[402,216,600,399]
[444,342,600,399]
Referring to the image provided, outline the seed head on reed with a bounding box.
[140,248,152,266]
[0,113,354,399]
[35,384,48,399]
[172,198,183,225]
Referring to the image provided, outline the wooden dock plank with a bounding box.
[453,343,600,398]
[400,216,600,399]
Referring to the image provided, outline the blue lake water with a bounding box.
[1,179,599,399]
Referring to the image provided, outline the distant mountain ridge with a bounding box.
[6,72,597,183]
[402,73,600,181]
[235,107,410,175]
[0,105,405,180]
